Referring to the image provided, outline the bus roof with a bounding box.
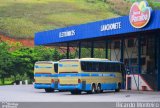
[59,58,121,63]
[35,61,58,64]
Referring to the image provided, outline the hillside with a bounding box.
[0,0,118,39]
[0,0,160,40]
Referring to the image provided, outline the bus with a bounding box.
[58,58,125,94]
[34,61,58,92]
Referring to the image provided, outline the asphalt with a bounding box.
[0,85,160,102]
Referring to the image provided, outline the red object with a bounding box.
[78,79,81,83]
[142,86,147,91]
[129,1,151,28]
[51,79,54,83]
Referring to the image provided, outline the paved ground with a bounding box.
[0,85,160,102]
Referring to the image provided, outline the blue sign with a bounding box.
[35,10,160,45]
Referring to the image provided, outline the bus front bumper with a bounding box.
[34,83,55,89]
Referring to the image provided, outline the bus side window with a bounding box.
[92,62,99,72]
[110,63,114,72]
[99,62,105,72]
[105,62,110,72]
[54,63,58,73]
[81,62,87,71]
[87,62,92,72]
[114,63,120,72]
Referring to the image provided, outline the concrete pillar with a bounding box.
[20,81,22,85]
[25,80,28,85]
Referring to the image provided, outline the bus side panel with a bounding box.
[80,73,122,91]
[59,77,79,85]
[101,83,117,90]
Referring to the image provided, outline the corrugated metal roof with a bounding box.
[34,10,160,46]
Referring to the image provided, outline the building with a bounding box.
[34,1,160,91]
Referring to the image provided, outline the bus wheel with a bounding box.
[45,88,54,92]
[86,84,96,94]
[97,84,101,93]
[91,84,96,94]
[115,83,121,92]
[71,90,81,95]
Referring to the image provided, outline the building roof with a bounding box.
[34,10,160,46]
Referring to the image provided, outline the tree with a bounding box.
[0,40,64,84]
[0,41,12,84]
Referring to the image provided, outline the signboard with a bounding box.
[100,22,121,31]
[129,0,152,28]
[59,30,75,38]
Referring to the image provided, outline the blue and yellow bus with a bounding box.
[34,61,58,92]
[58,58,125,94]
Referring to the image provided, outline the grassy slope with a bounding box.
[1,0,159,39]
[0,0,118,39]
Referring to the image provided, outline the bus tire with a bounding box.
[86,84,96,94]
[91,84,96,94]
[45,88,54,92]
[71,90,81,95]
[97,84,101,93]
[100,90,103,93]
[86,90,92,94]
[115,83,121,92]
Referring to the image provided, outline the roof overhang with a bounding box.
[34,10,160,46]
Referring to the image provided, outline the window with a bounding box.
[99,62,106,72]
[92,62,99,72]
[81,61,121,73]
[114,63,120,72]
[105,63,111,72]
[54,63,58,73]
[81,62,86,71]
[81,61,93,72]
[87,62,92,72]
[110,63,120,72]
[114,41,120,49]
[128,39,134,47]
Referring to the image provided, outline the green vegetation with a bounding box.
[0,39,65,85]
[0,0,160,38]
[106,0,160,16]
[0,0,118,38]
